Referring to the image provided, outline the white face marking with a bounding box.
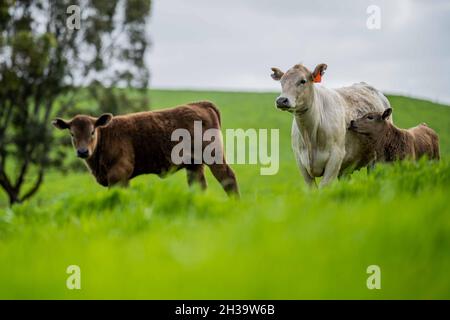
[276,65,313,112]
[277,82,297,110]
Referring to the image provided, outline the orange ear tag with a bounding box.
[313,73,322,83]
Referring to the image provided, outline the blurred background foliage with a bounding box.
[0,0,152,204]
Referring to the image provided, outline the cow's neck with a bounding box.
[85,129,103,175]
[377,123,409,161]
[293,87,322,171]
[293,86,321,144]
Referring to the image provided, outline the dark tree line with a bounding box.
[0,0,152,205]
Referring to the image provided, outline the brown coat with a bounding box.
[349,108,440,163]
[53,101,239,196]
[377,123,440,162]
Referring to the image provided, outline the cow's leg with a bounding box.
[319,148,344,188]
[107,161,133,187]
[207,160,240,197]
[186,165,207,190]
[338,165,352,180]
[366,161,376,175]
[338,171,351,180]
[298,164,317,188]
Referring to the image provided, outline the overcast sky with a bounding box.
[147,0,450,104]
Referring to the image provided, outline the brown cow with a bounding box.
[52,101,239,196]
[349,108,440,162]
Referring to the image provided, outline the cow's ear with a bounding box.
[52,118,70,130]
[95,113,113,128]
[271,67,284,81]
[312,63,327,83]
[382,108,392,120]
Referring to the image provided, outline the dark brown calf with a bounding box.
[349,108,440,162]
[52,101,239,196]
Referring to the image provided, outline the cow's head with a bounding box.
[52,113,113,159]
[270,63,327,113]
[348,108,392,136]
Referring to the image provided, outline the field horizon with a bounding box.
[1,89,450,299]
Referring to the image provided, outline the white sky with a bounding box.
[147,0,450,104]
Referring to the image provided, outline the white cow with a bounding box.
[271,63,392,188]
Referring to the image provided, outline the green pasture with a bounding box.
[1,90,450,299]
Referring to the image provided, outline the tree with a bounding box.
[0,0,151,205]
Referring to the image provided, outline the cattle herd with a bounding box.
[52,63,440,196]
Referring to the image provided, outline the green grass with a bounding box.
[1,90,450,299]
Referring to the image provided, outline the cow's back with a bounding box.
[409,124,440,160]
[99,102,222,177]
[336,82,391,124]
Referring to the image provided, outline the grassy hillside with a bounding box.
[1,90,450,299]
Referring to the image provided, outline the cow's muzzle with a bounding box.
[276,97,291,110]
[348,120,357,130]
[77,148,89,159]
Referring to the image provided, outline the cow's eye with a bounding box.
[91,130,95,136]
[297,79,307,86]
[367,116,374,120]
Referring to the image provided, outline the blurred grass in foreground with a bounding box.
[0,90,450,299]
[1,160,449,299]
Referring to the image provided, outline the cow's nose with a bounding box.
[276,97,290,108]
[77,148,89,158]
